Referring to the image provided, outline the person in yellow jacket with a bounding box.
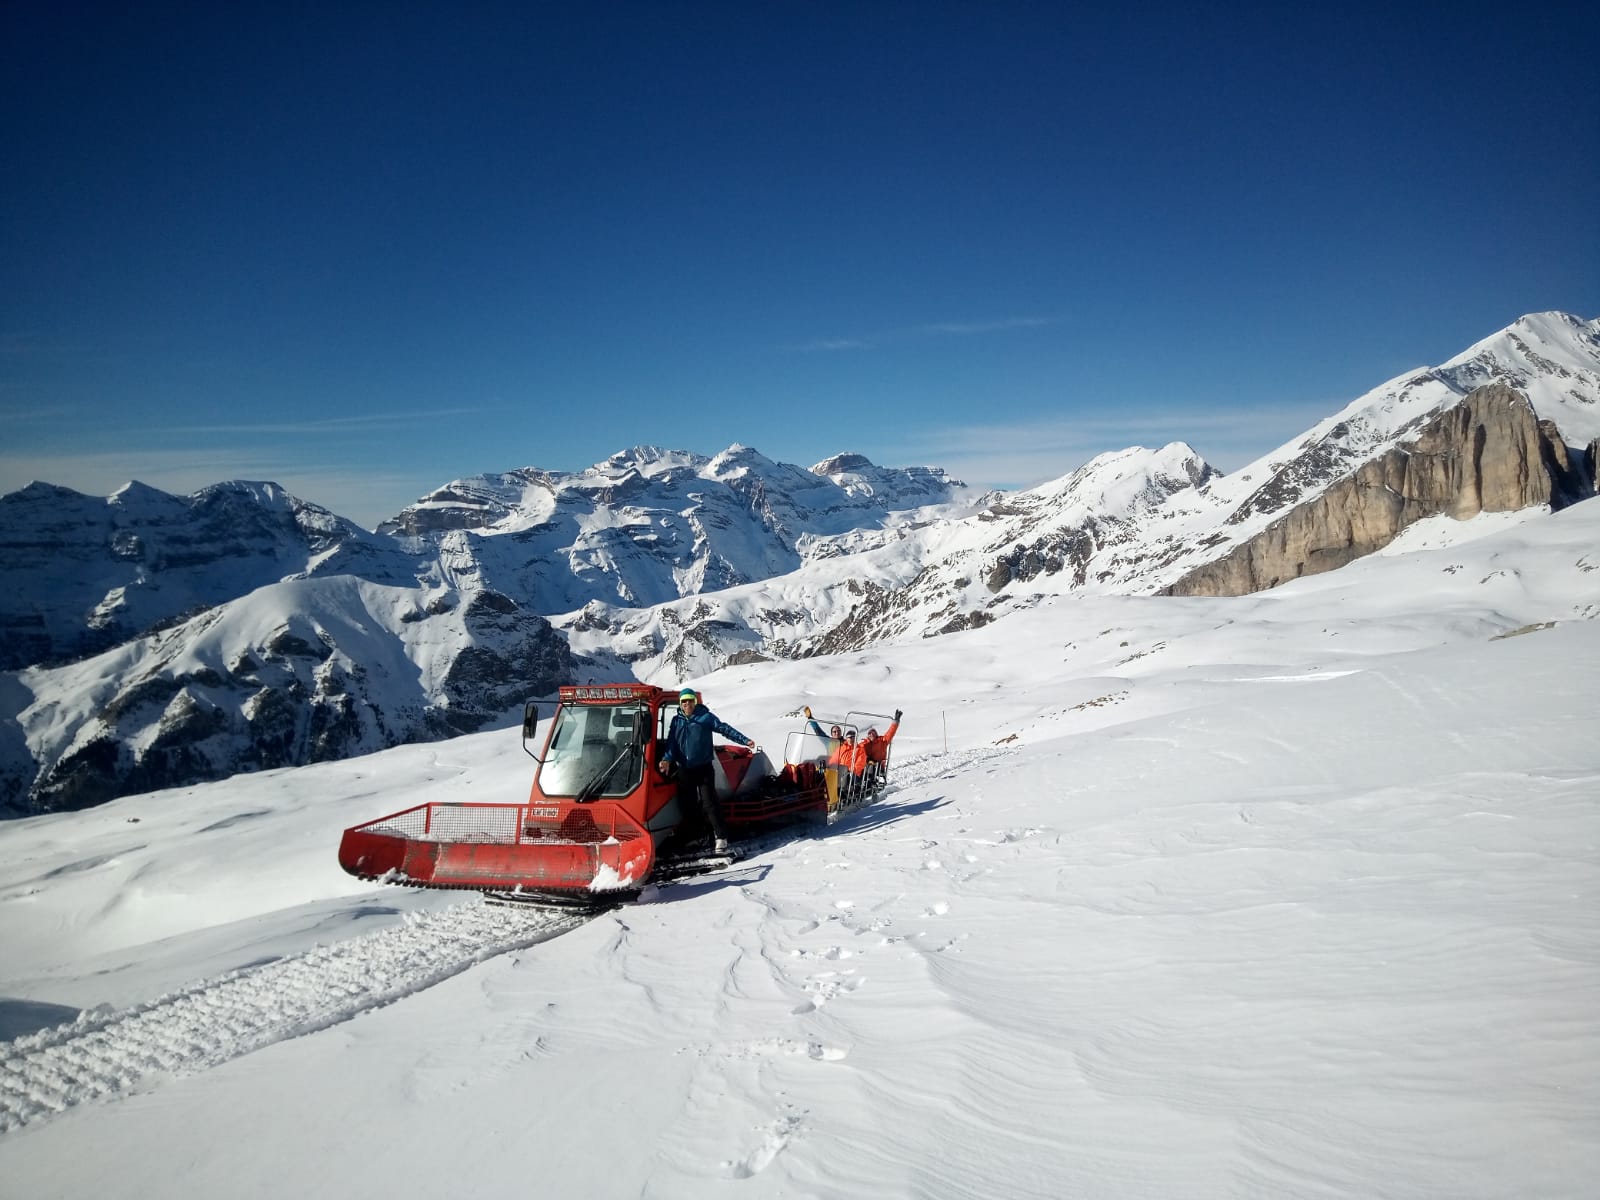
[805,705,875,796]
[803,706,842,758]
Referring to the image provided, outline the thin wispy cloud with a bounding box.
[0,331,71,357]
[0,399,83,422]
[150,406,499,437]
[919,317,1059,337]
[792,315,1063,352]
[798,338,874,352]
[883,399,1336,487]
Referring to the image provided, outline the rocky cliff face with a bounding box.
[1163,384,1579,596]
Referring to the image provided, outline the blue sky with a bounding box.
[3,1,1596,528]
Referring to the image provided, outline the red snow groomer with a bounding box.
[337,684,892,902]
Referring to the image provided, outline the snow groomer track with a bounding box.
[0,901,587,1134]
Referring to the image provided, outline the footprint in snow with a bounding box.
[725,1113,804,1179]
[791,969,864,1014]
[718,1037,846,1061]
[790,945,853,963]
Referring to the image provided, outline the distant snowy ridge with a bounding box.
[1,313,1596,814]
[0,448,975,813]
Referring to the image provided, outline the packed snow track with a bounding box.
[0,901,586,1134]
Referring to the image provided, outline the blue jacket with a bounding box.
[662,706,750,769]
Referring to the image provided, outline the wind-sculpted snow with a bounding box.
[0,901,586,1133]
[1,500,1598,1195]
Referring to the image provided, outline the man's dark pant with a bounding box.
[677,762,727,843]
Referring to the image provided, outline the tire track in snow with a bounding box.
[881,745,1015,793]
[0,900,586,1134]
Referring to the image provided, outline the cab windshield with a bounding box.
[537,701,647,798]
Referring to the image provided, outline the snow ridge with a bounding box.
[0,901,586,1133]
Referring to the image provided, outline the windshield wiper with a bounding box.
[576,744,636,803]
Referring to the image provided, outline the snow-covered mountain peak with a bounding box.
[706,443,778,478]
[106,480,174,507]
[1017,442,1217,516]
[1430,310,1600,443]
[811,451,875,477]
[190,480,294,507]
[806,451,967,505]
[596,446,705,478]
[8,480,87,502]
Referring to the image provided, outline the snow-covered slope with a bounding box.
[1,500,1596,1197]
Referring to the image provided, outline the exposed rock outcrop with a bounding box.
[1164,384,1578,596]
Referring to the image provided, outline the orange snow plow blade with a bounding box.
[338,800,655,894]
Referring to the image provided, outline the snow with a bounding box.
[1,500,1599,1196]
[589,861,640,891]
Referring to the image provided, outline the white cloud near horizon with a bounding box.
[0,448,434,532]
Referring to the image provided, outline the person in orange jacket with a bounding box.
[832,731,867,774]
[861,709,902,789]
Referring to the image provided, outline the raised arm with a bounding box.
[803,705,826,740]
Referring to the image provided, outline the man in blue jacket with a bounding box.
[657,688,755,854]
